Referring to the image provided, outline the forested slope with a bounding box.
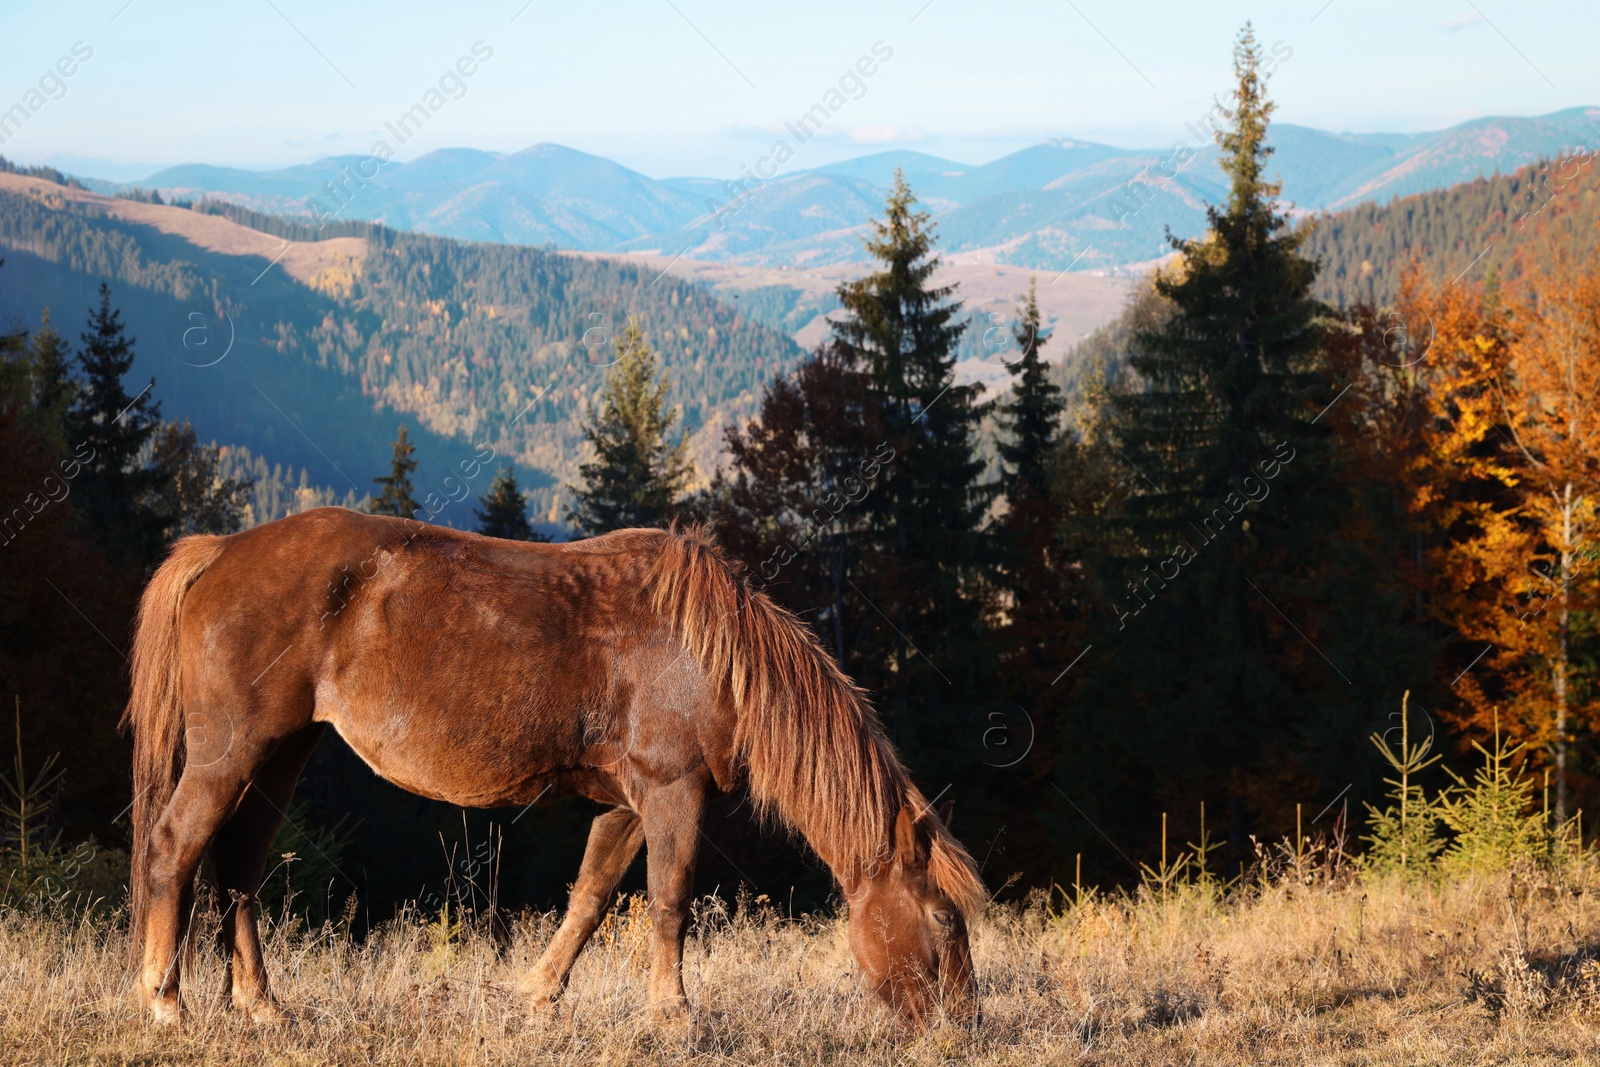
[1303,152,1600,309]
[0,174,803,525]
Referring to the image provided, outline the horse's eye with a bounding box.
[933,910,954,927]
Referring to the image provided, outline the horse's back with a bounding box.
[174,508,718,810]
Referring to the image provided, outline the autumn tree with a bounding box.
[1324,252,1600,816]
[1367,270,1522,737]
[1499,254,1600,820]
[568,321,692,534]
[707,347,884,668]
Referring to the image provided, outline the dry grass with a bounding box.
[4,870,1600,1066]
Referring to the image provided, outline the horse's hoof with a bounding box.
[147,998,185,1027]
[648,1000,693,1033]
[517,973,563,1013]
[240,999,295,1026]
[524,997,561,1021]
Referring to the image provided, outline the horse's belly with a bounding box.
[314,682,570,808]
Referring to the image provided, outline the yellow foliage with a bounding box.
[1354,257,1600,815]
[310,256,360,299]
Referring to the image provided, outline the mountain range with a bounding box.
[105,107,1600,272]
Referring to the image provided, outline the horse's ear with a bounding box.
[936,798,955,831]
[894,804,926,866]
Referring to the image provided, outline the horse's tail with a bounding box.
[643,526,986,915]
[121,534,227,959]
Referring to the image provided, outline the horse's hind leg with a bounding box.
[141,735,273,1023]
[520,805,644,1009]
[211,725,324,1024]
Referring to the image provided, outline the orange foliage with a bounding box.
[1497,254,1600,816]
[1343,257,1600,817]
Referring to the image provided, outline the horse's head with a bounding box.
[845,800,978,1028]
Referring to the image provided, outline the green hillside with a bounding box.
[0,176,803,529]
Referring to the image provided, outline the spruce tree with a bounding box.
[149,421,254,536]
[567,321,692,534]
[68,283,164,557]
[996,280,1065,597]
[476,465,546,541]
[993,279,1072,678]
[0,259,20,363]
[1077,24,1346,861]
[369,425,421,518]
[705,176,1002,880]
[28,309,75,445]
[990,280,1083,876]
[826,170,992,758]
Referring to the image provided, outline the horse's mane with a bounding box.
[632,525,986,916]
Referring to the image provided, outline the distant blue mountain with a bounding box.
[123,107,1600,271]
[808,150,966,193]
[142,143,709,249]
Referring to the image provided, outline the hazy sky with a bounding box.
[2,0,1596,181]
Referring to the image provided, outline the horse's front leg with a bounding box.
[640,774,707,1025]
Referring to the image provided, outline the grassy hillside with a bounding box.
[0,173,804,527]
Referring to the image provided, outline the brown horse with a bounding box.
[123,507,984,1029]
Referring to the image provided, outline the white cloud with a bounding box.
[1434,11,1485,31]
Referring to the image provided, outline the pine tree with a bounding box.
[567,321,692,534]
[476,465,546,541]
[369,425,420,518]
[67,283,164,557]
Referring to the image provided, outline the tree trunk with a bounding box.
[1554,487,1573,824]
